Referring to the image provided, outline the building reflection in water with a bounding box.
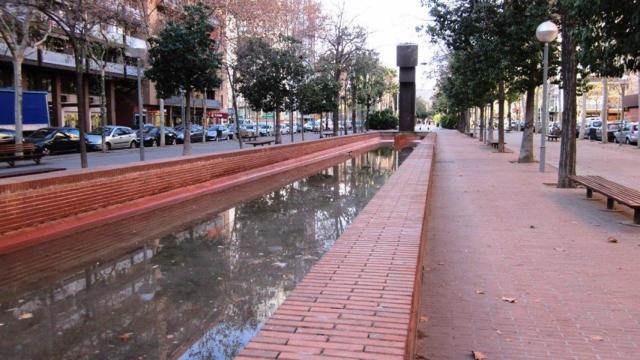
[0,146,411,360]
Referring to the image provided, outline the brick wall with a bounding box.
[0,133,380,236]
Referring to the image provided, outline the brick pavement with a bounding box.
[235,134,436,359]
[416,130,640,360]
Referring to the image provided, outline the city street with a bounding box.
[0,132,326,176]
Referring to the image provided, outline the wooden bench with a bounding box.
[245,138,275,147]
[570,175,640,224]
[241,134,258,141]
[0,143,43,167]
[489,141,506,149]
[322,131,336,137]
[547,135,560,141]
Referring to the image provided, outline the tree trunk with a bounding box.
[557,19,578,188]
[498,81,505,152]
[202,89,207,144]
[12,55,24,153]
[637,74,640,149]
[579,94,587,140]
[74,51,88,168]
[507,99,512,130]
[351,87,357,134]
[601,77,608,144]
[479,106,485,142]
[319,112,324,138]
[365,104,370,131]
[518,86,536,162]
[488,103,494,143]
[100,67,107,152]
[275,110,281,144]
[289,111,294,143]
[227,66,243,149]
[183,91,192,156]
[332,73,340,135]
[300,112,305,141]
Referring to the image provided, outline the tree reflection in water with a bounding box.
[0,146,411,360]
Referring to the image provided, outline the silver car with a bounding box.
[615,122,639,145]
[86,126,138,150]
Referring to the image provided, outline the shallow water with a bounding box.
[0,146,413,360]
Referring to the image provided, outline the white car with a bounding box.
[86,126,137,150]
[280,124,290,134]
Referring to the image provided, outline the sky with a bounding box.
[319,0,438,101]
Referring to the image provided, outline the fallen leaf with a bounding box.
[472,350,488,359]
[501,297,517,303]
[118,332,134,341]
[553,247,566,252]
[496,330,502,335]
[476,290,485,295]
[272,262,287,268]
[590,335,604,341]
[420,316,429,323]
[529,225,536,229]
[607,237,618,243]
[18,313,33,320]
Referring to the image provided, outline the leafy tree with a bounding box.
[146,3,222,156]
[368,109,398,130]
[235,37,306,144]
[298,63,340,136]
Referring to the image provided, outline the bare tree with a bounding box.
[320,3,366,135]
[0,1,49,152]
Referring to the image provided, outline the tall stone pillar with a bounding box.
[397,44,418,131]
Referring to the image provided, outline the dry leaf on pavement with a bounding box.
[18,313,33,320]
[607,237,618,243]
[590,335,604,341]
[118,332,134,341]
[476,290,485,295]
[420,316,429,323]
[501,297,517,303]
[472,350,488,359]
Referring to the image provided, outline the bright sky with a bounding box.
[319,0,438,101]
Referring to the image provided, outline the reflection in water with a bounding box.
[0,146,410,360]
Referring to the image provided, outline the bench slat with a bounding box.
[570,175,640,207]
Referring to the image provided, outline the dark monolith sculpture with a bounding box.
[397,44,417,131]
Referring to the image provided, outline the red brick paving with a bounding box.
[416,130,640,360]
[235,134,436,359]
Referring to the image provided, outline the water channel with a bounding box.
[0,145,413,360]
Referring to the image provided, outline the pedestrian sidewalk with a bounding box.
[416,130,640,359]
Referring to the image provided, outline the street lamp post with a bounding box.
[536,20,559,173]
[136,57,145,161]
[127,46,147,161]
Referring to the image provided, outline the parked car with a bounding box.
[240,124,258,138]
[25,127,83,154]
[304,121,315,132]
[175,124,205,143]
[259,124,273,136]
[86,126,138,151]
[136,126,177,146]
[206,125,231,141]
[596,122,621,142]
[584,118,602,139]
[0,128,15,144]
[227,124,236,139]
[615,122,639,145]
[280,124,290,135]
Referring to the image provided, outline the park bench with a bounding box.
[547,134,560,141]
[569,175,640,224]
[241,135,258,141]
[245,138,275,147]
[322,131,336,138]
[0,143,42,167]
[489,141,506,149]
